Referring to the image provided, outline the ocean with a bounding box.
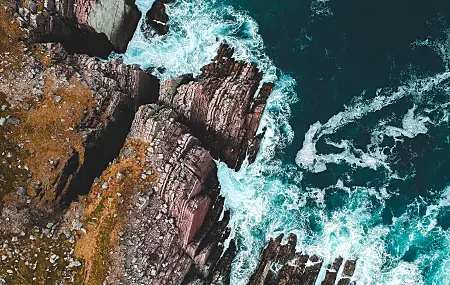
[118,0,450,284]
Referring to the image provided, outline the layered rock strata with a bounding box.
[102,105,228,284]
[80,43,273,284]
[0,43,159,234]
[9,0,140,57]
[248,234,357,285]
[159,44,273,170]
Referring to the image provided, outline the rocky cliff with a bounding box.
[0,0,271,282]
[248,234,357,285]
[8,0,140,57]
[159,44,272,170]
[0,1,351,284]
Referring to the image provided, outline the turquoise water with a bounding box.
[120,0,450,284]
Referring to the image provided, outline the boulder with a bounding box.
[142,0,170,37]
[13,0,141,56]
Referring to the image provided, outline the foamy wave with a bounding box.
[120,1,450,284]
[295,71,450,173]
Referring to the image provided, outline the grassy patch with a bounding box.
[0,5,26,75]
[0,230,81,284]
[74,139,156,285]
[9,76,94,199]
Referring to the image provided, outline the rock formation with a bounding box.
[70,42,272,284]
[0,1,350,284]
[9,0,141,57]
[248,234,357,285]
[160,44,273,170]
[0,42,159,235]
[142,0,170,37]
[0,4,270,279]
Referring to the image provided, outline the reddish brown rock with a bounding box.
[10,0,141,56]
[249,233,357,285]
[113,105,228,284]
[159,44,273,170]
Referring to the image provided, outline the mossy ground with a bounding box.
[0,230,81,284]
[0,5,26,76]
[13,76,94,199]
[0,91,28,208]
[74,140,156,285]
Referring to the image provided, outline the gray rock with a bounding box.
[6,117,20,125]
[16,187,27,196]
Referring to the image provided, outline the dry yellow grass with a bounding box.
[0,6,26,75]
[74,140,156,285]
[11,76,94,198]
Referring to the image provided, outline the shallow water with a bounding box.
[120,0,450,284]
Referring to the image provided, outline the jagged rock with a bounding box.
[10,0,141,56]
[112,104,232,285]
[0,43,159,234]
[249,233,357,285]
[142,0,170,37]
[128,105,216,247]
[159,44,272,169]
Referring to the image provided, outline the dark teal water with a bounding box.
[121,0,450,284]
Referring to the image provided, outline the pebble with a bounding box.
[16,186,26,196]
[71,220,83,231]
[0,118,5,126]
[49,254,59,264]
[7,117,20,125]
[54,96,62,103]
[102,182,109,190]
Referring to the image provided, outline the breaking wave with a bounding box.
[120,1,450,284]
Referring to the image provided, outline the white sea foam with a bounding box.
[295,71,450,173]
[120,1,450,284]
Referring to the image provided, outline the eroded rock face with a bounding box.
[109,105,225,284]
[159,44,272,170]
[248,234,357,285]
[11,0,140,56]
[77,44,272,284]
[128,105,216,247]
[0,43,159,234]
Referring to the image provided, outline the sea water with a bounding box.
[119,0,450,284]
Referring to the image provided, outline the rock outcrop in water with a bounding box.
[74,43,271,284]
[160,44,273,170]
[142,0,170,37]
[249,234,357,285]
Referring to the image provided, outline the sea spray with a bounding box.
[120,0,450,284]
